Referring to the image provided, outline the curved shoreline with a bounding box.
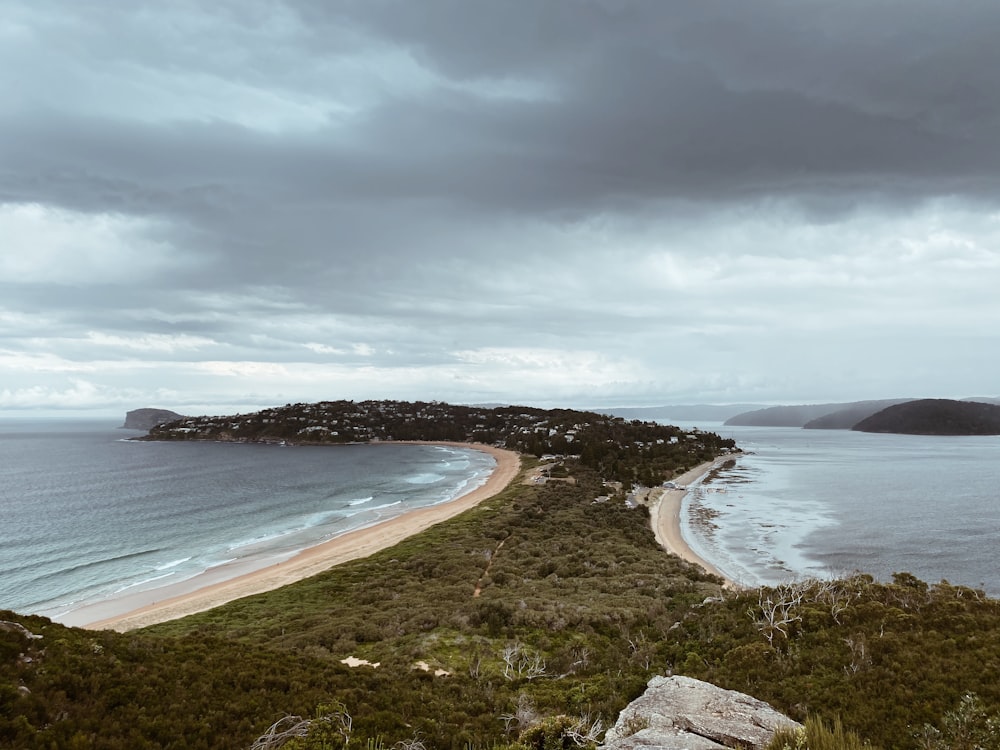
[78,442,521,632]
[648,458,736,586]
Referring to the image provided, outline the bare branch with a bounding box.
[249,703,353,750]
[249,715,310,750]
[748,583,805,645]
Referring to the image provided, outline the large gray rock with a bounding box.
[122,408,185,431]
[602,675,800,750]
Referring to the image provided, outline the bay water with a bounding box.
[0,420,496,623]
[3,419,997,627]
[676,423,1000,596]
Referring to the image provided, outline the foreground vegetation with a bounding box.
[2,405,998,748]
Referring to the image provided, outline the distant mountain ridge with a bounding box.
[802,400,915,429]
[724,400,913,428]
[853,399,1000,435]
[723,397,1000,432]
[602,404,761,422]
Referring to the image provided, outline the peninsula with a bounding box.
[142,399,737,486]
[80,401,738,629]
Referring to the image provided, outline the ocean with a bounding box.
[0,420,496,624]
[676,423,1000,596]
[3,420,998,628]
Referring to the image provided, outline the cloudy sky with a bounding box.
[3,1,999,416]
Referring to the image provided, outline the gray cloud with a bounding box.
[2,1,999,413]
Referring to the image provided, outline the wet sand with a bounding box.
[81,443,521,631]
[648,458,736,586]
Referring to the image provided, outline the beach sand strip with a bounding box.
[648,458,736,586]
[83,442,520,632]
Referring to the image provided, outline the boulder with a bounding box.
[0,621,43,640]
[122,408,185,431]
[601,675,799,750]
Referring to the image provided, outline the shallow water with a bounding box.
[0,420,495,621]
[675,423,1000,595]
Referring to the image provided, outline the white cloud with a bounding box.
[0,349,99,373]
[194,361,296,379]
[84,331,216,353]
[0,203,181,284]
[0,379,132,409]
[304,342,346,355]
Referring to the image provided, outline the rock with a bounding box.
[0,621,43,640]
[122,408,186,431]
[601,675,800,750]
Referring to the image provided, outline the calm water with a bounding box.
[0,420,495,622]
[678,424,1000,595]
[3,420,997,625]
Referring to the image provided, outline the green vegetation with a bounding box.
[853,399,1000,435]
[916,693,1000,750]
[1,404,998,748]
[145,400,735,485]
[665,574,1000,749]
[767,717,876,750]
[0,455,722,749]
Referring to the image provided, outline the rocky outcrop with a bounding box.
[0,621,43,640]
[601,675,799,750]
[122,408,186,431]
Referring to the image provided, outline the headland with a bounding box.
[74,400,736,630]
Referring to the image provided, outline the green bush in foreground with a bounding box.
[768,716,876,750]
[916,694,1000,750]
[666,575,1000,750]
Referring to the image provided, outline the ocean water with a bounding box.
[675,423,1000,596]
[0,420,496,623]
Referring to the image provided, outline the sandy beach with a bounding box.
[648,458,736,586]
[80,442,521,632]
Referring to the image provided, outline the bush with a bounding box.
[768,716,876,750]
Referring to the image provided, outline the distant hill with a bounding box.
[853,399,1000,435]
[602,404,760,422]
[142,399,737,486]
[122,408,186,431]
[802,399,914,429]
[963,396,1000,406]
[723,402,869,427]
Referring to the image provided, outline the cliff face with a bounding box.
[122,408,185,431]
[853,399,1000,435]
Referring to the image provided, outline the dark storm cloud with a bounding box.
[3,0,1000,412]
[296,0,1000,201]
[8,0,1000,223]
